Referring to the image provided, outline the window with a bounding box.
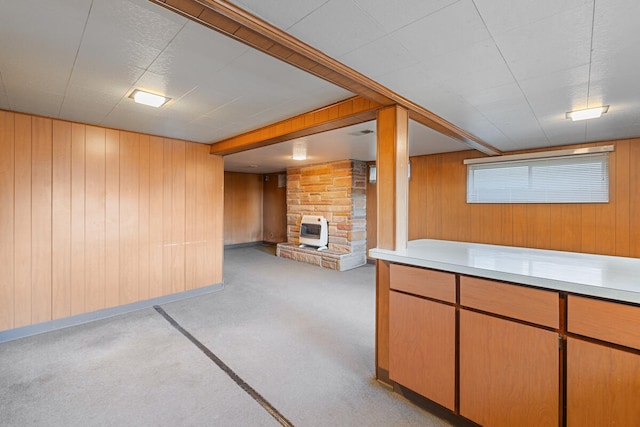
[466,147,611,204]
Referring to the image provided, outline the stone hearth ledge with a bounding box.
[276,243,366,271]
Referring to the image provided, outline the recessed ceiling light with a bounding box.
[565,106,609,121]
[129,89,170,108]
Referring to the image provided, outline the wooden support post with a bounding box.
[375,105,409,381]
[376,105,409,251]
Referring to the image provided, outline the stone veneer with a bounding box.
[276,159,367,271]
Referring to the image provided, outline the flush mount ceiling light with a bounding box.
[129,89,170,108]
[565,105,609,121]
[292,140,307,161]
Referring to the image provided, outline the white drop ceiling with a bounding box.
[1,0,639,173]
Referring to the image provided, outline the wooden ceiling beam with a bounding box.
[209,96,381,156]
[149,0,501,156]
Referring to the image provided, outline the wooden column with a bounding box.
[376,105,409,250]
[375,105,409,381]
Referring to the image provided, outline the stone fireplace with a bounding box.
[276,160,367,271]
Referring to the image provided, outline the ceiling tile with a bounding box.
[58,96,115,125]
[179,122,232,144]
[540,125,588,147]
[288,0,386,58]
[483,109,548,148]
[409,120,469,156]
[6,86,66,119]
[147,21,249,81]
[407,85,514,150]
[88,0,186,54]
[63,84,125,107]
[229,49,344,100]
[100,106,156,135]
[337,34,419,80]
[466,124,512,150]
[519,65,590,118]
[1,55,72,98]
[463,83,523,109]
[76,27,161,72]
[158,90,224,123]
[589,0,640,112]
[591,0,640,59]
[68,60,146,98]
[0,0,90,70]
[353,0,459,34]
[230,0,329,30]
[493,3,593,81]
[474,0,592,35]
[201,97,278,124]
[393,0,492,63]
[421,40,515,96]
[585,109,640,142]
[0,0,91,107]
[375,62,433,95]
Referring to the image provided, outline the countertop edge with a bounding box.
[369,244,640,305]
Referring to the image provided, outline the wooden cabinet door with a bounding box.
[460,310,559,427]
[389,291,455,410]
[567,337,640,426]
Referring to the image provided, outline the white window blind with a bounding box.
[467,153,610,203]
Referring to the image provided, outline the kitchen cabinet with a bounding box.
[371,240,640,427]
[459,309,559,427]
[566,338,640,426]
[458,276,559,426]
[389,264,456,410]
[389,291,455,410]
[566,296,640,426]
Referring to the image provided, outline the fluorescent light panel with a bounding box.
[566,106,609,121]
[129,89,170,108]
[292,141,307,160]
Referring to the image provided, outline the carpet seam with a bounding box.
[153,305,294,427]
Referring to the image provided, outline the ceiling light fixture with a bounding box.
[129,89,170,108]
[565,105,609,121]
[292,140,307,161]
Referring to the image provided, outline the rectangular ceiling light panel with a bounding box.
[129,89,170,108]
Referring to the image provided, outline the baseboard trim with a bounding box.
[224,241,263,249]
[393,383,480,427]
[377,367,391,384]
[0,282,224,344]
[224,241,282,249]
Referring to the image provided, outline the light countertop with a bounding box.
[369,239,640,305]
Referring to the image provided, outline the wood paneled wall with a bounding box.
[224,172,263,245]
[263,173,287,243]
[0,110,224,332]
[406,139,640,257]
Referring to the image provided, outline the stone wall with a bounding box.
[278,159,367,270]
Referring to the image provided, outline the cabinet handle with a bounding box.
[558,334,564,350]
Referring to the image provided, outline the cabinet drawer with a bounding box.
[390,264,455,303]
[568,295,640,350]
[460,276,559,328]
